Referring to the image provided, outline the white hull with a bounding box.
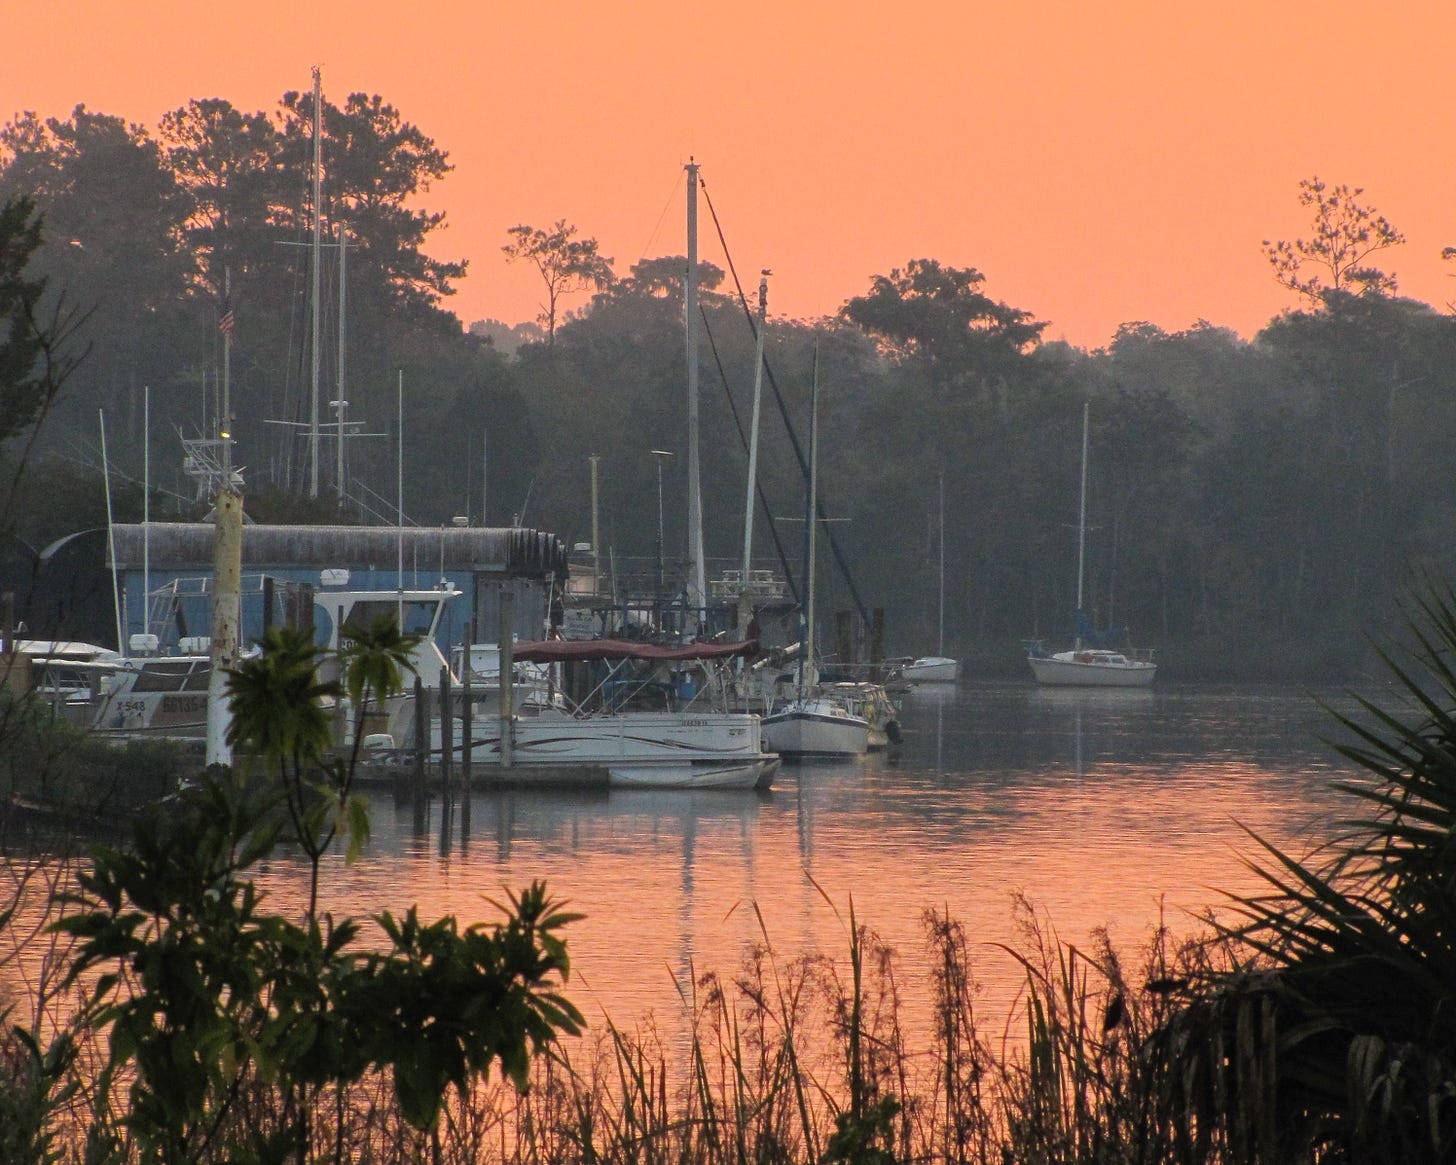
[1028,651,1157,688]
[91,656,212,738]
[762,697,869,758]
[901,656,960,684]
[444,710,779,790]
[610,755,779,790]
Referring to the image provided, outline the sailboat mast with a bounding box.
[308,66,323,499]
[799,346,819,697]
[684,159,706,622]
[938,467,945,656]
[1075,400,1089,641]
[739,272,768,635]
[335,222,347,500]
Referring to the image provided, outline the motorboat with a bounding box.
[91,578,460,741]
[439,637,778,790]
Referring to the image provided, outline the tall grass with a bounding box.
[0,873,1221,1165]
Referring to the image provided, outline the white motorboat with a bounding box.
[472,708,777,789]
[440,637,778,790]
[91,578,460,740]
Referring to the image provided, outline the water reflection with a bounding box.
[242,682,1365,1033]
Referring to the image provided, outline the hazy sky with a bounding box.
[5,0,1454,348]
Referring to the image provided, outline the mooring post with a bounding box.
[499,587,514,769]
[412,674,428,835]
[460,622,473,840]
[438,664,454,849]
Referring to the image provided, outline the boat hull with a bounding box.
[762,699,869,758]
[901,656,960,684]
[610,755,779,790]
[443,710,778,789]
[1028,653,1157,688]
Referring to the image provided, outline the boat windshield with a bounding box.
[338,598,441,639]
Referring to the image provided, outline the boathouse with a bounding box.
[106,523,568,655]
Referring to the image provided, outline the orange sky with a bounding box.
[5,0,1455,349]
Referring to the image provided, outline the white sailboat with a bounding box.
[1027,402,1157,688]
[897,469,961,684]
[761,349,870,759]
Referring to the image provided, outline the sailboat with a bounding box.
[1026,402,1157,688]
[898,469,960,684]
[761,348,870,758]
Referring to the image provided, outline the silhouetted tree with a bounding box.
[1262,176,1405,305]
[502,219,615,345]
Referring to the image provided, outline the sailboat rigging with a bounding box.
[1026,401,1157,688]
[760,346,870,758]
[896,468,960,683]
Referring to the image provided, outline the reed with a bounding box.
[0,869,1229,1164]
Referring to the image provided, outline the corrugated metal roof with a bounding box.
[108,524,567,579]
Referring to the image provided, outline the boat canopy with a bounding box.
[511,638,757,663]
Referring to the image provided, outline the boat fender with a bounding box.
[886,719,903,745]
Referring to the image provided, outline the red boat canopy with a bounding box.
[510,638,758,663]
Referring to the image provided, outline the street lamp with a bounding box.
[650,450,674,617]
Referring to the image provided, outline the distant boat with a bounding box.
[899,656,961,684]
[1027,402,1156,689]
[759,348,868,760]
[895,471,959,685]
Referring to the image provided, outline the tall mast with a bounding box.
[1075,400,1089,645]
[308,65,323,499]
[800,345,819,698]
[938,467,945,656]
[684,159,706,622]
[738,271,768,637]
[335,222,347,500]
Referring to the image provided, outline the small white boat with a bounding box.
[898,656,960,684]
[757,349,868,761]
[1026,647,1156,688]
[762,693,869,758]
[1028,402,1157,688]
[897,471,961,686]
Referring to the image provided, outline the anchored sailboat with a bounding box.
[1026,402,1156,688]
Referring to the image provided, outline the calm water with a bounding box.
[250,681,1373,1033]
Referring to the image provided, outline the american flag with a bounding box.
[218,296,236,336]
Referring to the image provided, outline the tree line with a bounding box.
[2,87,1453,678]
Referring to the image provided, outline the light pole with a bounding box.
[650,449,674,616]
